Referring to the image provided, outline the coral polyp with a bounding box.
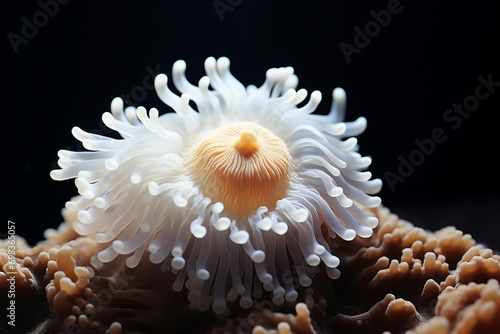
[50,57,382,313]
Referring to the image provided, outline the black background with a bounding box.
[5,0,499,249]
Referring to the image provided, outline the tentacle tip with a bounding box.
[125,257,140,268]
[266,68,279,81]
[154,73,168,87]
[257,217,272,231]
[370,179,384,194]
[49,169,61,180]
[214,217,231,231]
[294,208,309,223]
[328,268,341,279]
[240,298,253,309]
[94,233,108,243]
[171,257,186,270]
[212,202,224,214]
[204,56,217,72]
[148,182,160,196]
[191,225,207,238]
[310,90,322,103]
[212,300,227,314]
[306,254,321,266]
[96,252,107,263]
[365,217,379,229]
[230,230,249,244]
[172,281,183,292]
[261,273,273,284]
[82,190,95,200]
[130,174,142,184]
[77,210,92,224]
[314,245,326,255]
[274,287,286,298]
[112,240,125,253]
[272,222,288,235]
[332,87,346,103]
[111,96,123,108]
[198,76,210,89]
[101,111,114,124]
[300,277,312,287]
[216,56,230,72]
[105,159,119,171]
[343,229,357,241]
[173,59,187,73]
[109,100,124,120]
[368,196,382,208]
[174,196,188,208]
[285,290,299,302]
[197,269,210,280]
[328,187,343,197]
[251,250,266,263]
[358,226,374,238]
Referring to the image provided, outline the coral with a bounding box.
[251,303,317,334]
[411,279,500,334]
[454,246,500,285]
[0,237,35,291]
[331,294,422,334]
[2,205,499,334]
[436,279,500,333]
[327,206,500,334]
[330,207,450,313]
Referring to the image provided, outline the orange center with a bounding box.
[186,122,292,218]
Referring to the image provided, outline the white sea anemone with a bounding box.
[50,56,382,314]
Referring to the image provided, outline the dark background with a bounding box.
[5,0,499,250]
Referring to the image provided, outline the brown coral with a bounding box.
[1,205,499,334]
[332,293,422,334]
[412,279,500,334]
[252,303,317,334]
[439,279,500,332]
[328,206,500,334]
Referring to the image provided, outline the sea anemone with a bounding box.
[50,56,382,314]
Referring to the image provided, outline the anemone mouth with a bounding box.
[186,121,292,218]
